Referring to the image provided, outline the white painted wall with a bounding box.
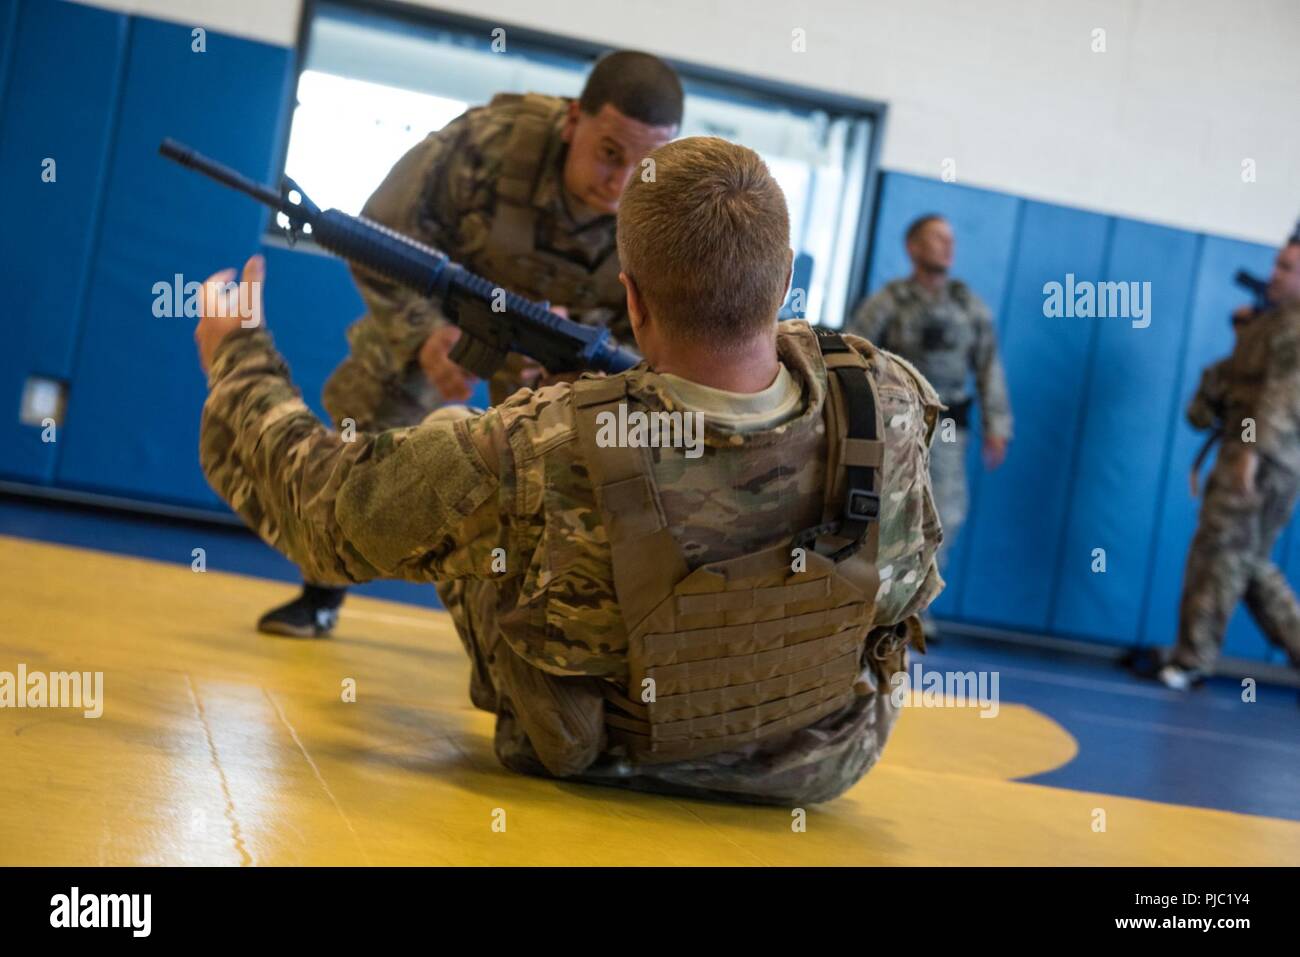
[70,0,1300,244]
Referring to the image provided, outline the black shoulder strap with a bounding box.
[793,327,883,562]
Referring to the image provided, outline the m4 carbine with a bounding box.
[1232,269,1271,323]
[1232,218,1300,325]
[159,138,639,378]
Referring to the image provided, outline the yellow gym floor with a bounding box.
[2,534,1297,865]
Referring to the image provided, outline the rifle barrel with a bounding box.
[159,138,289,213]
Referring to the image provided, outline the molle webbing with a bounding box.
[571,332,886,764]
[571,377,689,630]
[492,93,558,206]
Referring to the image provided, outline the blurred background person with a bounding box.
[846,214,1012,638]
[1161,233,1300,690]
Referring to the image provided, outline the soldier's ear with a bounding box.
[561,100,581,144]
[621,272,646,332]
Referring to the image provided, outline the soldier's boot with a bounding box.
[1121,646,1164,679]
[1155,662,1208,692]
[256,584,347,638]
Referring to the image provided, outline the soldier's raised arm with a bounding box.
[971,299,1013,440]
[198,295,517,588]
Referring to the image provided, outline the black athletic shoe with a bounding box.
[256,585,347,638]
[1121,646,1164,679]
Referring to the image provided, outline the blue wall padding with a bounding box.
[1139,237,1284,659]
[863,173,1020,617]
[1049,222,1201,644]
[52,17,293,508]
[959,202,1111,631]
[0,0,128,483]
[865,172,1282,658]
[0,0,20,114]
[256,244,365,424]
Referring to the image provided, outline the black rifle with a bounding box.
[158,138,639,378]
[1232,269,1271,323]
[1232,218,1300,324]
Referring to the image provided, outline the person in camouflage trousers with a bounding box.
[193,138,944,805]
[257,51,683,638]
[1162,237,1300,690]
[846,215,1012,632]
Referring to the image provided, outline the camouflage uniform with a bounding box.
[1175,303,1300,671]
[200,320,944,804]
[321,91,626,434]
[303,92,626,602]
[847,278,1012,570]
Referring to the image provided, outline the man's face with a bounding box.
[562,102,676,215]
[907,219,955,273]
[1268,243,1300,307]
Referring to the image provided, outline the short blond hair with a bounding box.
[617,137,790,346]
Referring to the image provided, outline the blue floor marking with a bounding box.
[923,638,1300,822]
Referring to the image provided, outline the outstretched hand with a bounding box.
[195,254,265,373]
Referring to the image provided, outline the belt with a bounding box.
[944,398,973,428]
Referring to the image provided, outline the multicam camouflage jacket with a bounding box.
[200,320,944,680]
[847,277,1013,439]
[344,93,625,382]
[1189,303,1300,474]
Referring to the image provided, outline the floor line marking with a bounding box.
[185,673,253,866]
[264,688,373,866]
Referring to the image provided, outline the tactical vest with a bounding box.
[882,279,977,412]
[471,93,625,315]
[571,329,909,764]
